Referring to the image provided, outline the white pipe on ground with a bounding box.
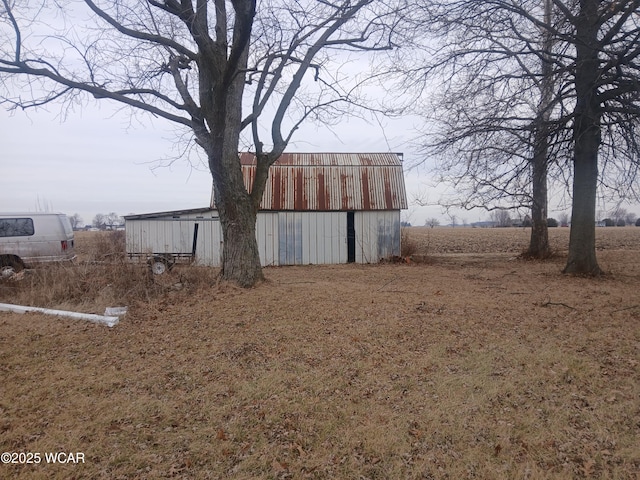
[0,303,119,327]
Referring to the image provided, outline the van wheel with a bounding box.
[0,258,23,279]
[149,257,170,275]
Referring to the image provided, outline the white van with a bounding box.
[0,213,76,277]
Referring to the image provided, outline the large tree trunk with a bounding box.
[209,150,265,286]
[201,6,265,288]
[526,0,552,259]
[215,179,264,287]
[528,139,550,258]
[563,0,602,275]
[209,92,265,287]
[564,139,601,274]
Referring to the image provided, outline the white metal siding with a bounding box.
[354,211,401,263]
[126,211,276,267]
[256,213,279,266]
[277,211,346,265]
[126,209,399,267]
[126,216,222,266]
[126,219,194,255]
[278,212,302,265]
[193,219,222,266]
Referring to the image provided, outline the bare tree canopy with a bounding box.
[564,0,640,274]
[1,0,405,286]
[68,213,83,230]
[395,0,566,207]
[398,0,640,273]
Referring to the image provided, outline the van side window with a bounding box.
[0,218,35,237]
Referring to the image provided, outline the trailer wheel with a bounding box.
[0,257,24,279]
[149,257,170,275]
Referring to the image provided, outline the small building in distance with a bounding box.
[125,152,407,267]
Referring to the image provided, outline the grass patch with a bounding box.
[0,229,639,478]
[0,231,220,313]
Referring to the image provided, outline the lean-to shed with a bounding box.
[125,152,407,267]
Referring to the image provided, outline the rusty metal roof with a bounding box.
[239,152,405,167]
[212,152,407,211]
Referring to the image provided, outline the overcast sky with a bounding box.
[4,99,638,228]
[0,0,450,226]
[1,100,448,227]
[1,4,637,229]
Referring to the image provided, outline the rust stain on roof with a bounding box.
[214,152,407,211]
[295,168,305,211]
[317,172,328,211]
[361,169,371,211]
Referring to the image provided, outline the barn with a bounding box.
[124,152,407,268]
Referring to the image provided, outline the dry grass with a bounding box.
[0,231,219,314]
[89,230,126,262]
[1,228,639,479]
[401,227,419,258]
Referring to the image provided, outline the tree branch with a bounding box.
[83,0,197,60]
[0,60,193,127]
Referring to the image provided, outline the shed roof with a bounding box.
[124,207,214,220]
[211,152,407,211]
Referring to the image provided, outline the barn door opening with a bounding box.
[347,211,356,263]
[191,223,199,259]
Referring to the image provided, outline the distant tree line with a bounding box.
[602,208,638,227]
[68,212,124,230]
[92,213,124,230]
[488,207,637,228]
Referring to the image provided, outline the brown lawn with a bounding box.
[0,227,639,479]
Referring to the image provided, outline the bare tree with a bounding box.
[490,210,512,228]
[105,212,124,229]
[398,0,640,273]
[558,212,570,227]
[92,213,107,230]
[624,211,637,226]
[425,217,440,228]
[608,207,635,226]
[563,0,640,275]
[528,0,555,258]
[395,0,567,258]
[0,0,403,286]
[396,0,568,258]
[68,213,83,230]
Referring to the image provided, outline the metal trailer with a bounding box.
[125,209,222,274]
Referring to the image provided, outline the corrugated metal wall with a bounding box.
[193,218,222,266]
[126,218,193,255]
[277,212,346,265]
[126,212,222,266]
[126,209,400,267]
[353,211,401,262]
[256,213,279,266]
